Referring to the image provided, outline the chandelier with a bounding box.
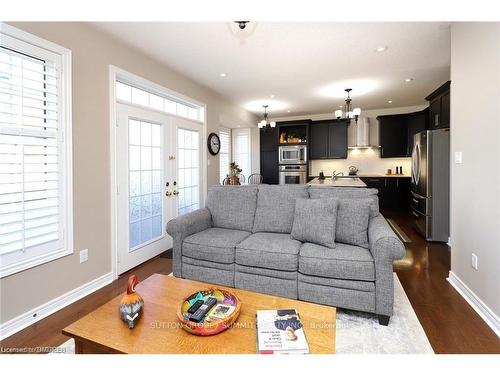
[257,105,276,129]
[335,88,361,125]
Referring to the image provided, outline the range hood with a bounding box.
[348,117,380,149]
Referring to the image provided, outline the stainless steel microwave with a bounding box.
[278,145,307,164]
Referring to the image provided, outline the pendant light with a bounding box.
[258,105,276,129]
[335,88,361,125]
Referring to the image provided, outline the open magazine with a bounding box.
[256,309,310,354]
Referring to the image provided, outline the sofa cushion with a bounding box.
[336,198,372,248]
[299,242,375,281]
[252,185,309,233]
[291,198,338,248]
[183,227,251,264]
[308,186,380,217]
[236,232,302,271]
[206,186,258,232]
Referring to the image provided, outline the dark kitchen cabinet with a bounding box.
[259,128,279,184]
[310,120,348,159]
[360,176,411,212]
[378,114,409,158]
[309,122,329,159]
[440,90,450,126]
[378,109,428,158]
[407,108,428,155]
[260,126,278,152]
[277,120,309,144]
[426,81,450,130]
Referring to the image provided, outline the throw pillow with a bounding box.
[291,198,338,248]
[336,198,372,248]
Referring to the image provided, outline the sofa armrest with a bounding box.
[368,214,405,317]
[166,207,212,277]
[368,215,405,262]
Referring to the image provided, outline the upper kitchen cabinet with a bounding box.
[309,121,329,159]
[277,120,309,144]
[426,81,451,130]
[378,114,409,158]
[407,108,428,154]
[309,120,348,159]
[378,109,428,158]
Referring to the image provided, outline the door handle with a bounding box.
[165,191,172,197]
[172,190,179,196]
[434,114,439,126]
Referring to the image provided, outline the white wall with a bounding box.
[449,23,500,324]
[272,105,426,176]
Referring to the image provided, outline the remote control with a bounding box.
[189,297,217,323]
[187,300,204,314]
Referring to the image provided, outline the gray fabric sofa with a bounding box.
[166,185,405,325]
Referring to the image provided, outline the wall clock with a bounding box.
[207,132,221,156]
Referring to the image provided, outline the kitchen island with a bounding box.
[308,177,367,188]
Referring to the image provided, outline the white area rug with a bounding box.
[55,273,433,354]
[335,273,434,354]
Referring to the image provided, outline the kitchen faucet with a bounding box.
[332,170,344,180]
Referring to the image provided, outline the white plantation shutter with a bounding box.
[232,128,251,181]
[218,127,230,183]
[0,24,72,277]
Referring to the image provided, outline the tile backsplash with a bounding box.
[309,148,411,176]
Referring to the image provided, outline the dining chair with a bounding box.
[248,173,263,184]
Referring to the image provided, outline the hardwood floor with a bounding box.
[385,211,500,354]
[1,216,499,354]
[0,254,172,352]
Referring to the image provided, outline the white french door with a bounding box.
[116,103,202,274]
[175,117,202,216]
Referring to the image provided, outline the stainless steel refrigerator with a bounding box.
[410,129,450,242]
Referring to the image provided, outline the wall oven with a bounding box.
[279,145,307,165]
[279,165,307,185]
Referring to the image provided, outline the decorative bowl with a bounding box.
[177,288,241,336]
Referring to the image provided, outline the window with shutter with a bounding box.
[0,23,72,278]
[218,127,231,183]
[232,128,251,181]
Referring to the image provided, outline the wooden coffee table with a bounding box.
[63,274,336,354]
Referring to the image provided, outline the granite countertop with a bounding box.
[308,177,367,188]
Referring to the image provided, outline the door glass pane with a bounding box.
[128,119,163,250]
[177,128,200,215]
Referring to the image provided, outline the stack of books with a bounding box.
[256,309,309,354]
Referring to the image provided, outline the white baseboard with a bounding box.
[0,272,113,341]
[447,271,500,337]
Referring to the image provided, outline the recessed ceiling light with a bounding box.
[388,100,393,104]
[219,73,227,77]
[376,46,387,53]
[270,94,275,98]
[287,110,291,113]
[339,105,343,108]
[405,78,414,82]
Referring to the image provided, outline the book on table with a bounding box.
[256,309,310,354]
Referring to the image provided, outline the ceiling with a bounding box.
[93,22,450,117]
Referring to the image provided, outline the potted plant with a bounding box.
[228,162,242,185]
